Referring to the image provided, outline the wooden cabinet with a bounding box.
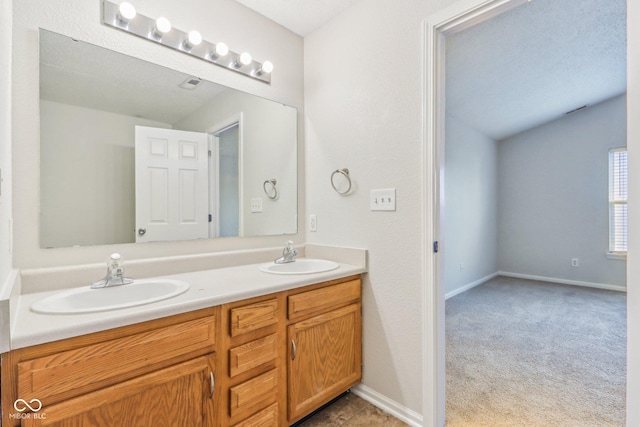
[1,307,218,427]
[1,275,362,427]
[21,355,215,427]
[286,278,362,424]
[217,276,362,427]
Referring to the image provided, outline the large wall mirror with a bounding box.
[39,29,298,248]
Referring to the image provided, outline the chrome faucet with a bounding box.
[274,240,298,264]
[91,253,134,288]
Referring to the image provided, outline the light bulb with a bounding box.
[183,30,202,51]
[240,52,252,66]
[261,61,274,74]
[117,2,136,22]
[155,17,172,35]
[187,31,202,47]
[215,42,229,57]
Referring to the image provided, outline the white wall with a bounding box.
[12,0,304,268]
[175,89,298,238]
[304,0,458,418]
[626,2,639,425]
[0,0,12,285]
[40,100,171,248]
[444,115,498,297]
[498,95,627,288]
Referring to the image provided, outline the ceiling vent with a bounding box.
[179,77,202,90]
[565,105,588,115]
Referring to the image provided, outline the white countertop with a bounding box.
[11,259,365,350]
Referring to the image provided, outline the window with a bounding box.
[609,148,627,254]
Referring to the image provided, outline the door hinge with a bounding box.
[208,150,212,157]
[208,214,212,222]
[433,241,439,253]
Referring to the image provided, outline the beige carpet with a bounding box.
[445,276,626,426]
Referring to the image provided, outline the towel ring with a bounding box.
[331,168,352,195]
[263,179,278,200]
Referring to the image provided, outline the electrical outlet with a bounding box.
[459,262,465,272]
[250,198,263,213]
[571,258,579,267]
[370,188,396,211]
[309,214,317,232]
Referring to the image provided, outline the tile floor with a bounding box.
[296,393,409,426]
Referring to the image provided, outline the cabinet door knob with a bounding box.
[209,372,215,398]
[291,339,297,360]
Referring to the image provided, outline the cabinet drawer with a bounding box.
[288,279,360,320]
[229,334,278,377]
[229,368,278,418]
[232,402,279,427]
[230,299,278,337]
[17,315,216,404]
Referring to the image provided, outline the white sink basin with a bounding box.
[259,258,340,275]
[31,279,190,315]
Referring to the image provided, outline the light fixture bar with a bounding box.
[102,0,271,83]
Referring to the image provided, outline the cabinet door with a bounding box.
[287,304,361,422]
[21,355,216,427]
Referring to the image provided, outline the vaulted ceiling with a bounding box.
[445,0,626,141]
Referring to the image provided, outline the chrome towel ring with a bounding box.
[331,168,352,195]
[263,179,278,200]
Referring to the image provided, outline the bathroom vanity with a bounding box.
[0,250,365,427]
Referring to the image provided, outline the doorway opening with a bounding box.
[424,0,627,425]
[208,114,244,238]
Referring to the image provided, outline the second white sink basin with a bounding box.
[259,258,340,275]
[31,279,190,315]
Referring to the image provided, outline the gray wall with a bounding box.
[40,100,171,248]
[444,115,498,297]
[498,94,627,287]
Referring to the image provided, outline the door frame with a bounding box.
[207,113,244,238]
[422,1,535,425]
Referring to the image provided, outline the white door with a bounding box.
[135,126,209,243]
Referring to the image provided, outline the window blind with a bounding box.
[609,148,627,253]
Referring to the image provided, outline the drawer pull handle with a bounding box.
[291,339,297,360]
[209,372,215,398]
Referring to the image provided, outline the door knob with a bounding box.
[137,228,146,236]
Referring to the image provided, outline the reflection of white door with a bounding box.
[135,126,208,243]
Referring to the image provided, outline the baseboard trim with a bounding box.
[351,384,423,427]
[445,272,499,300]
[497,271,626,293]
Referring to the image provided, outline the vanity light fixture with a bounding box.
[102,0,272,83]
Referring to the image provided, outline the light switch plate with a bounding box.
[370,188,396,211]
[251,198,263,213]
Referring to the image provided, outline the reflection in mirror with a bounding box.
[39,29,297,248]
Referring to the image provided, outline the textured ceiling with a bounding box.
[445,0,627,141]
[40,30,227,125]
[42,0,626,138]
[233,0,362,36]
